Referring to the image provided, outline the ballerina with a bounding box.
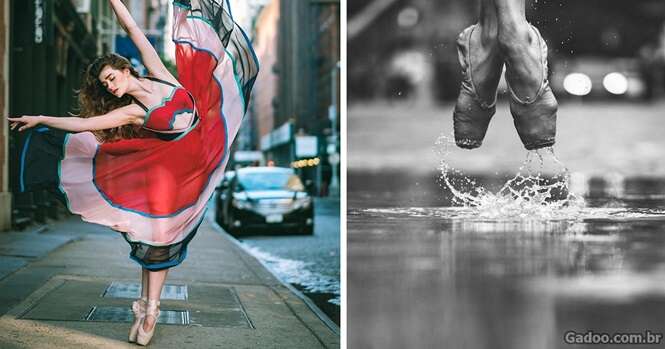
[8,0,258,345]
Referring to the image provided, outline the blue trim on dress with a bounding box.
[91,144,206,218]
[237,18,261,71]
[186,15,214,28]
[58,134,72,210]
[172,39,220,63]
[223,47,247,112]
[125,207,207,270]
[143,86,180,128]
[90,38,231,219]
[173,0,191,10]
[225,0,233,18]
[167,108,195,130]
[171,116,200,142]
[181,12,257,114]
[128,245,188,270]
[19,131,33,193]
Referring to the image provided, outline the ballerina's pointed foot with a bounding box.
[137,299,160,346]
[128,297,147,343]
[453,24,504,149]
[505,25,558,150]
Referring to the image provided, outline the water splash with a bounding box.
[434,135,585,220]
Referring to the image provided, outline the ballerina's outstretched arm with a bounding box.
[108,0,179,85]
[8,104,145,132]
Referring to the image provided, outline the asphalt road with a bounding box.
[231,198,341,325]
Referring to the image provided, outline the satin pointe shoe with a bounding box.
[128,297,147,343]
[137,299,160,346]
[505,24,558,150]
[453,24,504,149]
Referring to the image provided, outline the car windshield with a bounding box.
[236,171,305,191]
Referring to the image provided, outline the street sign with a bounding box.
[296,136,318,157]
[272,121,292,146]
[260,121,293,150]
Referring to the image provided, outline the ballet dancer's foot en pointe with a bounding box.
[453,0,558,150]
[129,268,168,345]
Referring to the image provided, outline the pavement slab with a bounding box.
[0,214,339,348]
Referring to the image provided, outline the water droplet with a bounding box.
[433,135,585,220]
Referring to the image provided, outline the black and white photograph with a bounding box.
[349,0,665,348]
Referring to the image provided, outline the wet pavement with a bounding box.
[0,214,340,348]
[348,176,665,349]
[348,101,665,349]
[234,198,341,325]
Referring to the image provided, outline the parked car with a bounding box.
[214,167,314,235]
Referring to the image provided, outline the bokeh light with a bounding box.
[563,73,592,96]
[603,72,628,95]
[397,7,419,28]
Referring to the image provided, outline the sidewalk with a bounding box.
[0,213,340,348]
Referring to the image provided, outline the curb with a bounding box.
[207,216,340,335]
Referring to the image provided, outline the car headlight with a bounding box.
[232,199,253,210]
[292,197,312,210]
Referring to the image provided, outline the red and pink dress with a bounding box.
[18,0,259,270]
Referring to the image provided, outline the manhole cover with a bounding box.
[84,306,190,325]
[102,281,188,300]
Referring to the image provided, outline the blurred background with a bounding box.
[0,0,339,325]
[349,0,665,103]
[348,0,665,193]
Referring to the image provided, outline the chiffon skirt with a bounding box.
[17,0,259,270]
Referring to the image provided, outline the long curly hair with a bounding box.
[77,53,146,142]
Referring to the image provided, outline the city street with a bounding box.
[234,198,341,325]
[0,214,339,348]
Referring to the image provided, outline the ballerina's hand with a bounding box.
[8,115,42,132]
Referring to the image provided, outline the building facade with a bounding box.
[5,0,117,230]
[0,0,10,230]
[253,0,340,196]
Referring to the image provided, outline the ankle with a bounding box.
[145,299,160,317]
[497,24,531,56]
[476,23,498,47]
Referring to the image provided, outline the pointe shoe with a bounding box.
[128,297,147,343]
[505,24,558,150]
[137,299,160,346]
[453,24,504,149]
